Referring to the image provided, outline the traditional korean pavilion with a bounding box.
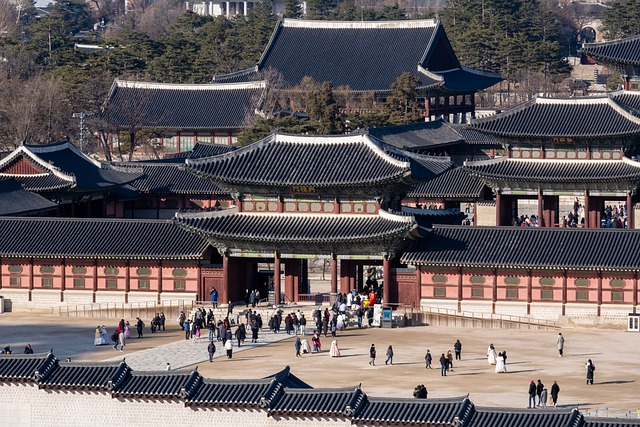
[581,35,640,90]
[214,19,501,121]
[176,132,454,306]
[465,95,640,227]
[100,80,266,154]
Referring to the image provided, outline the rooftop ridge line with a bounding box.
[281,18,438,29]
[116,79,266,91]
[0,146,77,184]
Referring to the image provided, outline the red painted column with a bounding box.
[125,260,130,304]
[222,253,230,306]
[383,255,391,307]
[284,260,294,304]
[457,267,463,312]
[158,260,163,304]
[495,192,502,226]
[584,191,590,228]
[29,258,34,302]
[61,259,66,302]
[274,254,281,306]
[339,259,350,295]
[330,254,338,295]
[527,269,532,315]
[93,260,98,303]
[492,268,498,314]
[562,270,567,316]
[627,193,634,229]
[0,257,3,290]
[597,271,603,317]
[633,271,638,314]
[537,190,544,227]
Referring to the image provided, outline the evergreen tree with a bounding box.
[284,0,303,19]
[307,81,343,134]
[601,0,640,40]
[384,72,423,125]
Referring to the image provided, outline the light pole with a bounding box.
[72,112,88,150]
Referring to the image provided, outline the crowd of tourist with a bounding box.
[512,200,630,228]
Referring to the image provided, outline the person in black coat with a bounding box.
[536,380,544,407]
[586,359,596,385]
[550,381,560,407]
[369,344,376,366]
[528,380,536,408]
[439,353,448,376]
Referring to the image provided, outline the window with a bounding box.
[505,276,520,285]
[172,268,188,278]
[214,135,228,145]
[432,274,448,284]
[197,136,212,144]
[575,279,590,288]
[609,279,625,289]
[106,279,118,289]
[471,288,484,298]
[576,291,589,301]
[179,136,195,152]
[137,268,151,277]
[541,290,553,300]
[506,289,519,299]
[323,203,334,212]
[540,277,555,286]
[9,277,21,287]
[163,136,177,151]
[73,278,85,288]
[341,204,352,213]
[8,265,23,274]
[611,291,624,302]
[40,266,55,275]
[72,266,87,275]
[174,280,185,290]
[41,277,53,287]
[470,275,486,284]
[104,267,119,276]
[138,279,150,289]
[433,287,446,297]
[310,203,321,212]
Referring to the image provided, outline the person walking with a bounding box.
[447,350,454,372]
[369,344,376,366]
[454,340,462,361]
[385,345,394,365]
[135,317,144,339]
[209,288,219,308]
[208,341,216,362]
[536,380,544,406]
[300,314,307,336]
[439,353,448,376]
[556,333,565,357]
[184,319,191,340]
[425,349,432,369]
[235,324,246,348]
[550,381,560,407]
[540,388,548,409]
[295,337,302,357]
[585,359,596,385]
[225,337,233,359]
[528,380,536,408]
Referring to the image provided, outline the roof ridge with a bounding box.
[281,18,438,30]
[116,79,266,91]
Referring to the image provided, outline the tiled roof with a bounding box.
[113,371,193,398]
[450,124,501,145]
[583,418,640,427]
[189,379,272,406]
[402,207,468,227]
[25,141,140,191]
[401,225,640,271]
[0,179,58,215]
[353,396,471,424]
[470,96,640,138]
[114,163,226,195]
[186,133,412,189]
[216,19,500,93]
[267,387,358,415]
[100,80,265,130]
[467,407,582,427]
[407,167,486,198]
[37,361,121,390]
[10,174,74,192]
[612,90,640,112]
[582,35,640,65]
[367,119,465,151]
[463,157,640,184]
[0,217,209,259]
[175,208,417,245]
[0,353,53,381]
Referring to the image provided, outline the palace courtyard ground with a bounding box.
[0,311,639,419]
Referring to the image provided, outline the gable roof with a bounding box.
[470,96,640,138]
[215,19,500,93]
[367,118,465,151]
[100,80,265,130]
[582,35,640,66]
[407,167,486,198]
[112,163,226,195]
[401,225,640,271]
[186,132,413,191]
[0,217,210,259]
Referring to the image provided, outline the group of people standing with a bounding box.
[528,379,559,408]
[487,343,507,373]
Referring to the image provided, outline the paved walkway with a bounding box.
[104,329,295,371]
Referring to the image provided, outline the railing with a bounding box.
[421,306,559,328]
[298,293,333,305]
[582,407,640,419]
[51,300,194,318]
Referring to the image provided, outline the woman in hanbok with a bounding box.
[330,340,341,357]
[94,327,103,346]
[301,339,311,354]
[495,352,507,373]
[487,344,497,365]
[124,321,131,339]
[336,314,346,331]
[100,326,109,345]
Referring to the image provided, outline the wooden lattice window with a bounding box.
[433,287,446,297]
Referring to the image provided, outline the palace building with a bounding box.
[582,34,640,90]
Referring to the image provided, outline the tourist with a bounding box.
[23,344,33,354]
[301,338,310,354]
[136,317,144,338]
[210,287,219,308]
[225,337,233,359]
[536,380,544,406]
[454,339,462,361]
[117,319,126,351]
[208,341,216,362]
[178,311,186,329]
[124,321,131,339]
[249,289,257,307]
[94,327,103,346]
[165,362,171,371]
[502,350,508,367]
[330,340,341,357]
[447,350,454,372]
[312,330,321,352]
[285,313,293,335]
[550,381,560,407]
[100,325,109,345]
[413,384,428,399]
[251,321,259,343]
[299,314,307,336]
[487,344,497,365]
[557,333,564,357]
[356,307,364,328]
[219,322,227,344]
[495,352,506,373]
[385,345,394,365]
[425,349,432,369]
[235,324,246,348]
[369,344,376,366]
[439,353,448,376]
[295,337,302,357]
[586,359,596,385]
[528,380,536,408]
[540,388,548,408]
[192,325,201,343]
[159,312,166,331]
[184,319,191,340]
[208,320,216,341]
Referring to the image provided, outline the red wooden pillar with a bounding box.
[457,267,463,312]
[492,268,498,314]
[158,260,164,304]
[284,260,294,304]
[527,269,532,315]
[125,260,130,303]
[495,192,502,226]
[274,254,282,306]
[562,270,567,316]
[330,254,338,295]
[0,257,3,290]
[537,190,544,227]
[61,259,66,302]
[597,271,603,317]
[633,271,638,314]
[339,259,350,295]
[92,260,98,303]
[222,253,230,305]
[627,193,634,229]
[29,258,34,302]
[293,260,300,303]
[383,255,391,307]
[584,191,590,228]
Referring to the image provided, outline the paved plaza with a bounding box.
[1,311,639,418]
